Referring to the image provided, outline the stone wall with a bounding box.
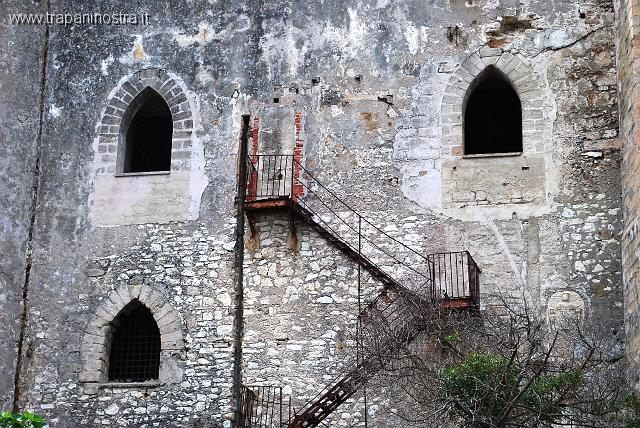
[0,0,48,410]
[614,0,640,387]
[0,0,627,425]
[242,212,381,426]
[30,223,239,427]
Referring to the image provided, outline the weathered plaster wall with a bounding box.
[0,0,48,410]
[7,1,244,425]
[614,0,640,387]
[0,0,626,426]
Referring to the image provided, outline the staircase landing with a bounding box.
[239,154,481,428]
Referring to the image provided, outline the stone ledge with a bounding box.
[461,151,523,159]
[114,171,171,177]
[82,381,163,395]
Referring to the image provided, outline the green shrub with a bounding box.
[623,391,640,428]
[438,352,585,425]
[0,412,47,428]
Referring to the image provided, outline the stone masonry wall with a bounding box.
[0,0,48,410]
[614,0,640,387]
[0,0,627,425]
[25,223,239,427]
[243,212,381,426]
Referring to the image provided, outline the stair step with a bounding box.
[243,198,478,428]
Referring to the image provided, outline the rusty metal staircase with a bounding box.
[285,286,431,428]
[239,154,481,428]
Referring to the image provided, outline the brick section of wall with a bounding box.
[247,116,260,201]
[251,116,260,159]
[292,111,305,201]
[615,0,640,386]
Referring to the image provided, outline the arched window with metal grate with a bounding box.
[108,299,160,382]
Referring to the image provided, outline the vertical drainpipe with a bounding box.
[232,115,250,426]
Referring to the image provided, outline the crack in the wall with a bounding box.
[12,0,50,413]
[530,26,605,59]
[474,209,526,289]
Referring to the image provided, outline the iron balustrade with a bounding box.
[245,154,481,303]
[428,251,481,306]
[242,153,482,428]
[246,154,295,201]
[238,385,291,428]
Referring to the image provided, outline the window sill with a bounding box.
[82,380,163,394]
[97,381,162,389]
[462,152,523,159]
[115,171,171,177]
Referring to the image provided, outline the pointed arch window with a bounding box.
[464,66,522,155]
[119,87,173,173]
[108,300,160,382]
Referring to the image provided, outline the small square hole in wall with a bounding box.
[312,77,320,85]
[273,97,280,103]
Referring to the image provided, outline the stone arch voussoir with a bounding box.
[79,283,184,384]
[95,67,194,174]
[441,48,545,156]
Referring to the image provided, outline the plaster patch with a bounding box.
[100,55,114,76]
[535,29,572,49]
[175,23,215,47]
[331,105,344,117]
[119,35,147,65]
[347,8,367,45]
[404,24,420,55]
[49,104,62,119]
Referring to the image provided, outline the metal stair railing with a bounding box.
[242,154,481,427]
[246,154,438,301]
[284,288,423,428]
[238,385,292,428]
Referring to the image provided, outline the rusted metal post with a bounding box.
[232,115,251,427]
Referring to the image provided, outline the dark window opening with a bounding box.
[464,67,522,155]
[108,299,160,382]
[123,88,172,173]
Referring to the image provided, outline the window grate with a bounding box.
[108,300,160,382]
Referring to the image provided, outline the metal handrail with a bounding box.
[247,155,432,262]
[299,183,433,283]
[242,154,482,427]
[239,385,291,428]
[246,155,435,289]
[294,159,431,263]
